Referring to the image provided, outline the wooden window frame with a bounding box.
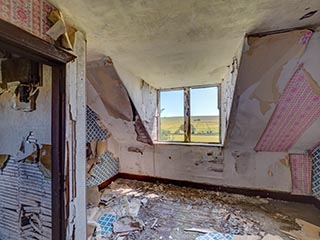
[0,19,75,240]
[157,84,221,144]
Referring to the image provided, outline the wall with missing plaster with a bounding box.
[86,106,119,187]
[119,144,291,192]
[117,29,320,193]
[220,57,239,144]
[0,65,52,238]
[88,28,320,194]
[0,65,52,158]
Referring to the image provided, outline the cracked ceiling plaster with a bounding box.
[48,0,320,88]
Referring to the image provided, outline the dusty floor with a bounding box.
[87,179,320,240]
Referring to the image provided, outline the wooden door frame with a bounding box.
[0,19,75,240]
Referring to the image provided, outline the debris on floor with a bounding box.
[195,232,233,240]
[86,179,320,240]
[281,218,320,240]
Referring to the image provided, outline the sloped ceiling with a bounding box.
[48,0,320,88]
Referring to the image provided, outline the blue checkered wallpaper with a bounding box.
[87,151,119,187]
[86,107,108,142]
[312,145,320,200]
[195,232,233,240]
[86,106,119,187]
[97,213,116,236]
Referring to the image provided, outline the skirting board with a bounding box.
[98,173,320,209]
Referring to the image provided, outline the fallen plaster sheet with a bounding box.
[289,154,312,195]
[255,65,320,152]
[281,218,320,240]
[87,61,133,121]
[86,179,320,240]
[86,74,152,146]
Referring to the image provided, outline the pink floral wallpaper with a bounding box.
[255,64,320,152]
[0,0,54,42]
[289,154,312,195]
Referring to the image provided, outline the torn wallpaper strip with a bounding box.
[290,154,312,195]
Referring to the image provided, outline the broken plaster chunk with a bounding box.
[47,10,76,50]
[281,218,320,240]
[267,170,273,176]
[86,186,101,207]
[0,154,10,169]
[261,234,283,240]
[46,19,66,41]
[96,140,107,157]
[128,147,143,154]
[279,157,289,167]
[25,144,52,177]
[113,216,144,234]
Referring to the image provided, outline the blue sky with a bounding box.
[160,87,219,117]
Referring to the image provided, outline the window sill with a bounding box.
[153,141,223,147]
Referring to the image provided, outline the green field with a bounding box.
[160,115,220,143]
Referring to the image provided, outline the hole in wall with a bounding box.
[168,156,172,159]
[299,10,318,20]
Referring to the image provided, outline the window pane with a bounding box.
[190,87,220,143]
[160,90,184,141]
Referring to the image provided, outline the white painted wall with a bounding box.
[65,32,87,240]
[119,144,291,192]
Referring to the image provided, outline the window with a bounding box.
[159,86,220,143]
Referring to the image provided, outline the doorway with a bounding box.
[0,19,74,239]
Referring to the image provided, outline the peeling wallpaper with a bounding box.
[0,0,53,42]
[255,65,320,152]
[86,106,119,187]
[86,28,320,194]
[290,154,312,195]
[0,159,51,239]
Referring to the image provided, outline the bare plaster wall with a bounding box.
[114,61,158,139]
[119,144,291,192]
[0,65,52,158]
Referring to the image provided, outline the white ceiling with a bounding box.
[49,0,320,88]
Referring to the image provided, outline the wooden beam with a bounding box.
[184,88,191,142]
[0,19,75,65]
[51,65,66,240]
